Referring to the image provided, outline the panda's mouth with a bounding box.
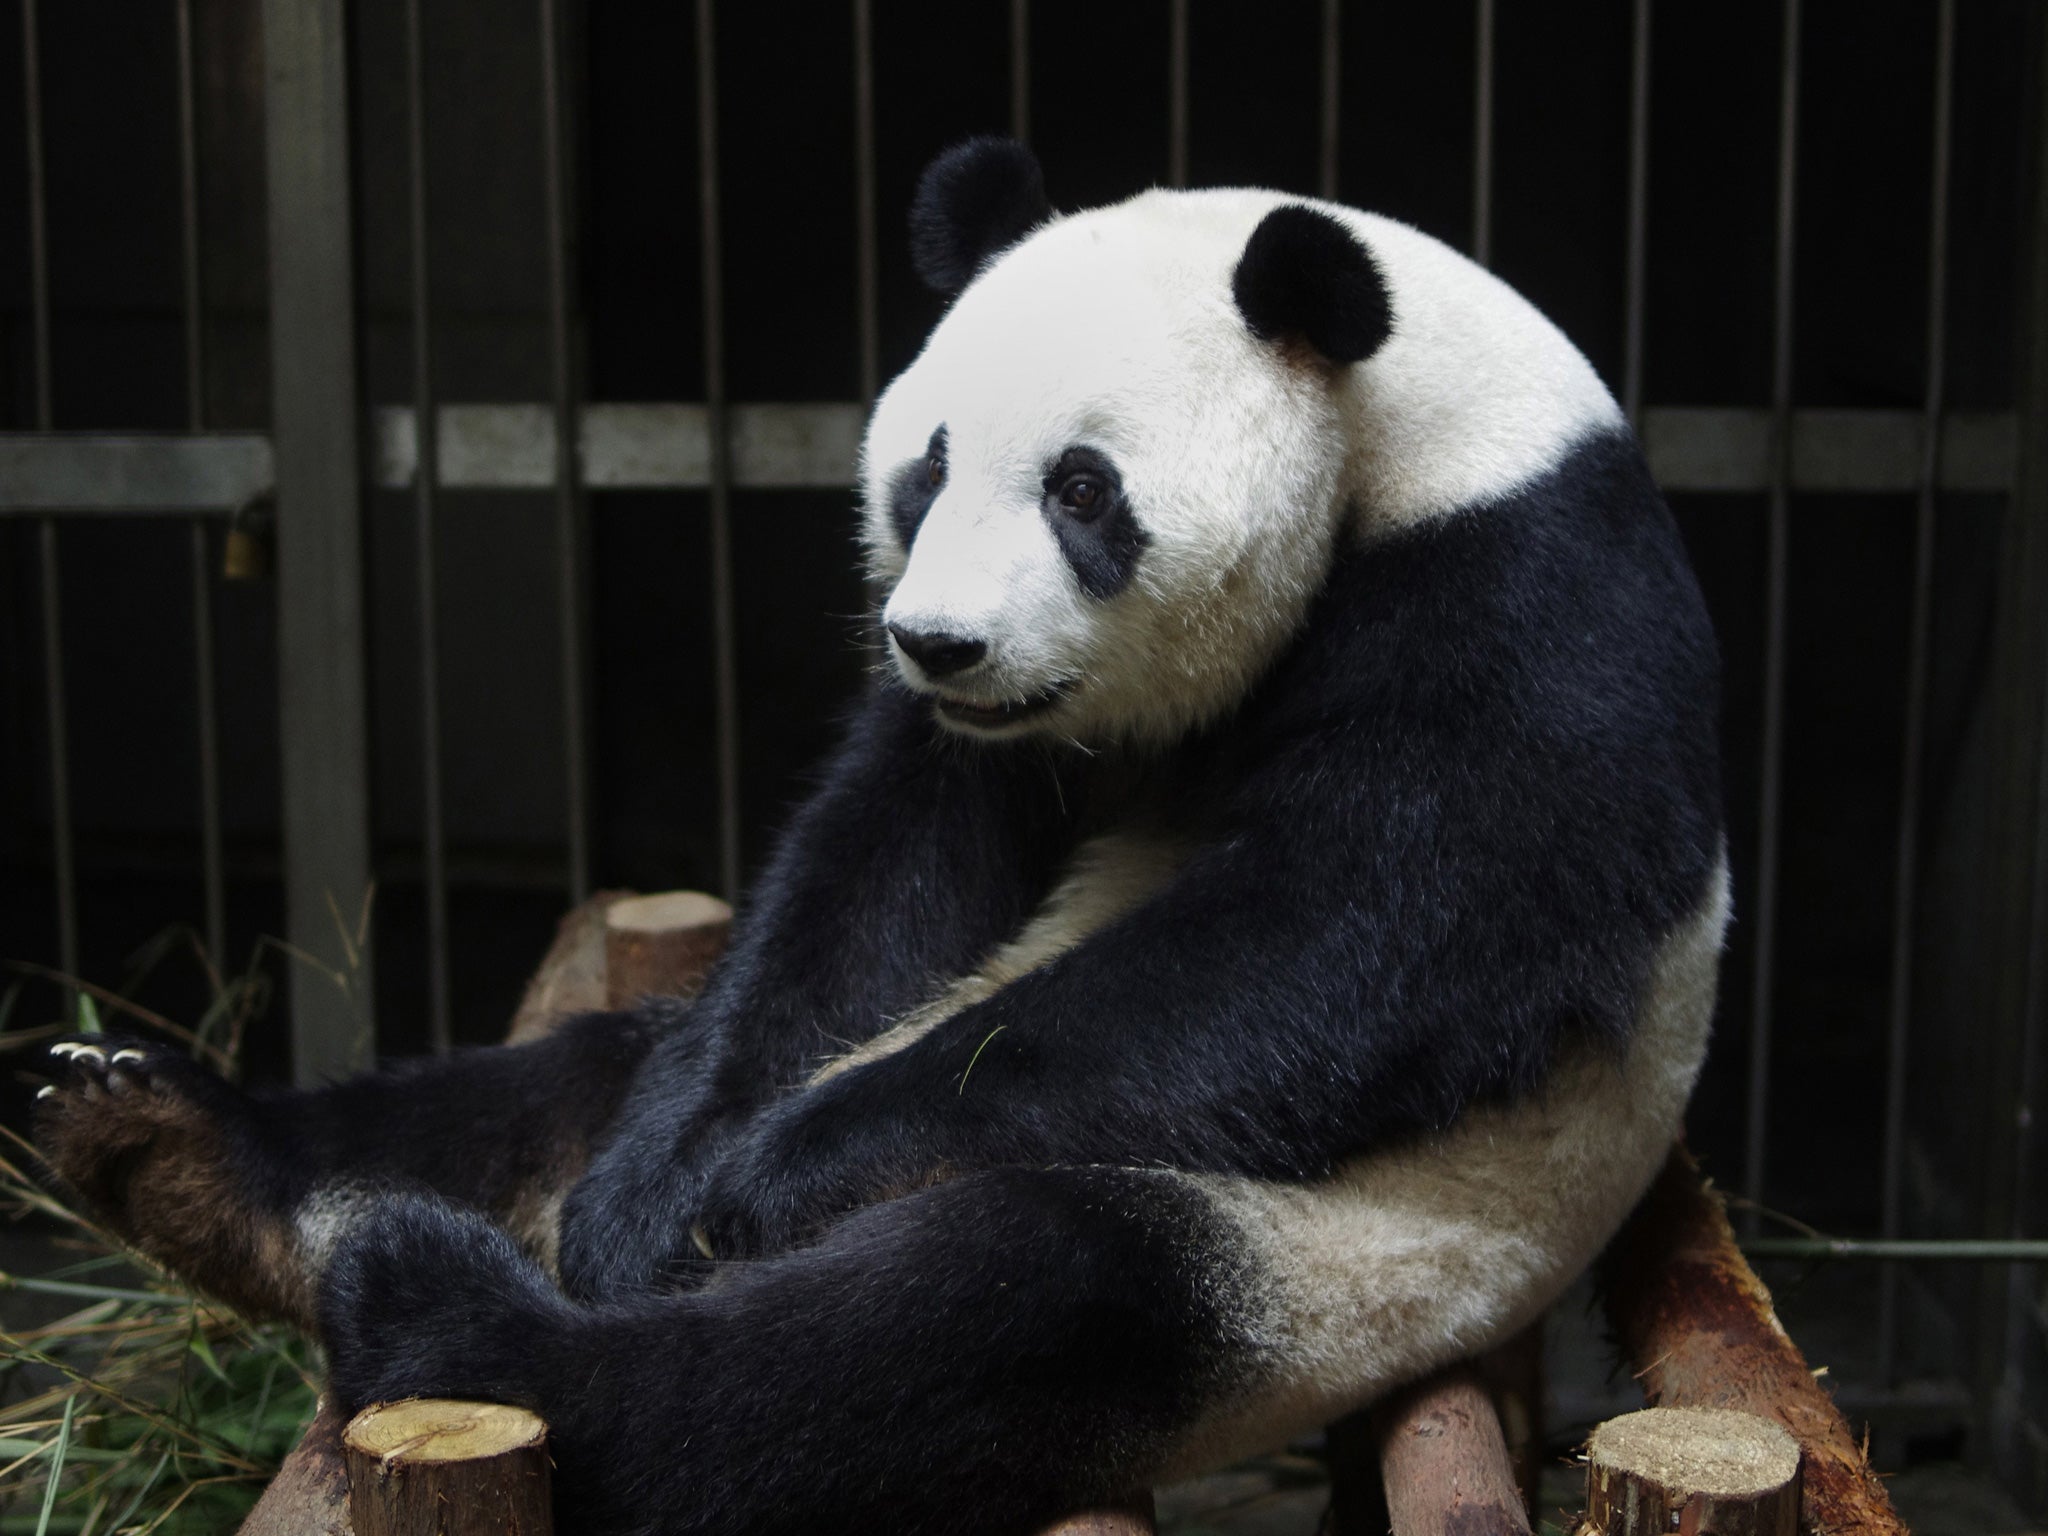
[934,682,1073,731]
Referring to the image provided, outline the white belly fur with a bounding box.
[1164,853,1731,1478]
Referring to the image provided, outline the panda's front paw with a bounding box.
[320,1193,570,1414]
[30,1037,307,1322]
[689,1098,905,1263]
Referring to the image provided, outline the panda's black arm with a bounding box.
[691,503,1725,1259]
[555,680,1082,1297]
[698,705,1714,1259]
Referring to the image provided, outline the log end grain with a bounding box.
[343,1399,552,1536]
[604,890,735,1009]
[1586,1405,1800,1536]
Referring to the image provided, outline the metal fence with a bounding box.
[5,0,2048,1508]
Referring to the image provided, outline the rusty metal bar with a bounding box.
[538,0,591,903]
[404,0,452,1052]
[697,0,742,899]
[1744,0,1802,1234]
[175,0,227,976]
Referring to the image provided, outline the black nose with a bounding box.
[888,624,987,679]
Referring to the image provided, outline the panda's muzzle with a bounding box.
[933,681,1072,732]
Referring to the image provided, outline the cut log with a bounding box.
[1601,1146,1908,1536]
[506,889,631,1042]
[237,1396,352,1536]
[1375,1368,1532,1536]
[603,890,734,1009]
[1583,1406,1800,1536]
[343,1399,551,1536]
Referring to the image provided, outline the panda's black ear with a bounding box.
[909,138,1052,295]
[1231,206,1392,366]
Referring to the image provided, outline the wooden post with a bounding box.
[1601,1146,1908,1536]
[505,889,629,1043]
[343,1399,551,1536]
[603,891,734,1009]
[1375,1368,1531,1536]
[1582,1406,1799,1536]
[238,1397,352,1536]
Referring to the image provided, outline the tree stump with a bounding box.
[343,1399,552,1536]
[1584,1406,1799,1536]
[1601,1147,1906,1535]
[603,891,734,1009]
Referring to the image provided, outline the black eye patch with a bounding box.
[889,425,948,549]
[1041,445,1147,600]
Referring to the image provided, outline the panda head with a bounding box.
[861,138,1393,747]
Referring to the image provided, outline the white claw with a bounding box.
[70,1045,106,1063]
[110,1048,145,1065]
[35,1084,55,1099]
[48,1042,83,1059]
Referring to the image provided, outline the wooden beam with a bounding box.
[1601,1146,1907,1536]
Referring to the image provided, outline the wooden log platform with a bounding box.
[1600,1146,1908,1536]
[343,1399,551,1536]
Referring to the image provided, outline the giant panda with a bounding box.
[33,138,1725,1535]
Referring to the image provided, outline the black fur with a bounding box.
[1232,204,1394,365]
[908,137,1052,295]
[889,424,947,548]
[325,1169,1245,1536]
[553,683,1086,1299]
[604,427,1721,1267]
[1042,445,1148,599]
[306,425,1719,1533]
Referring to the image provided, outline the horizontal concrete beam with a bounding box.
[0,432,273,512]
[0,406,2020,513]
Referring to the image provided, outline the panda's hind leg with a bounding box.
[320,1167,1260,1536]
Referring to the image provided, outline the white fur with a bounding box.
[1162,854,1730,1475]
[859,188,1619,747]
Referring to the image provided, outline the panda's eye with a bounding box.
[1057,474,1107,520]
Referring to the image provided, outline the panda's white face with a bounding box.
[861,192,1351,747]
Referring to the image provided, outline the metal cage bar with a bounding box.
[1471,0,1495,268]
[1876,0,1956,1386]
[539,0,591,904]
[404,0,452,1052]
[1010,0,1030,145]
[1167,0,1188,189]
[1743,0,1802,1234]
[261,0,376,1079]
[20,0,77,987]
[1622,0,1651,428]
[1318,0,1339,202]
[697,0,743,900]
[853,0,879,402]
[175,0,226,978]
